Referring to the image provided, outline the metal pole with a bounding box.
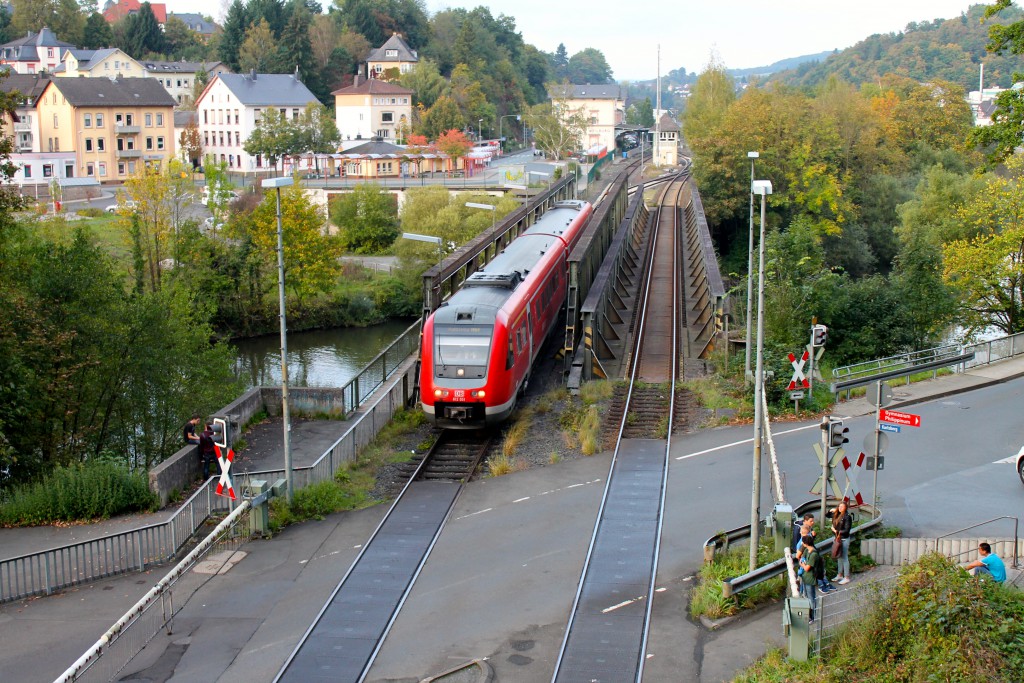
[745,153,756,383]
[821,418,829,528]
[872,380,882,513]
[750,190,768,571]
[275,186,293,505]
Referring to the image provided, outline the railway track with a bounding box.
[552,172,688,683]
[275,430,494,683]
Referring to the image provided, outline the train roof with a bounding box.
[431,200,588,327]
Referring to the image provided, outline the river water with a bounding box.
[232,320,415,389]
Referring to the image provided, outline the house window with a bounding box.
[234,111,238,124]
[128,161,136,174]
[156,113,163,126]
[176,79,181,87]
[114,60,119,68]
[96,113,103,126]
[97,138,105,151]
[146,137,153,150]
[402,97,409,104]
[228,154,233,166]
[42,164,52,178]
[381,112,394,123]
[376,129,389,139]
[203,110,208,124]
[374,64,383,74]
[54,138,59,151]
[126,114,133,125]
[218,132,223,146]
[53,114,58,128]
[157,136,164,150]
[234,131,239,146]
[84,113,92,127]
[85,138,93,152]
[48,48,54,58]
[86,163,94,176]
[204,132,209,145]
[98,162,106,177]
[118,162,125,175]
[254,108,261,122]
[105,62,109,70]
[116,113,123,125]
[292,109,299,121]
[385,49,397,57]
[23,164,30,178]
[145,113,152,126]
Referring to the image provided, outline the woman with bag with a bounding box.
[830,501,853,585]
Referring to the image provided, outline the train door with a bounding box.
[526,308,534,362]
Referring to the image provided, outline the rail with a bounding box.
[681,179,726,360]
[937,515,1019,567]
[830,352,974,397]
[962,330,1024,369]
[338,319,421,411]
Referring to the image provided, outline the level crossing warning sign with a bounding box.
[787,350,810,391]
[838,451,866,506]
[214,444,236,500]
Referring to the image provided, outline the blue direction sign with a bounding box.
[879,423,901,434]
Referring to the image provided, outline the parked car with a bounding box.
[1017,446,1024,486]
[105,199,138,214]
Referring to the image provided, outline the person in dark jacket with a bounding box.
[198,424,217,479]
[830,501,853,584]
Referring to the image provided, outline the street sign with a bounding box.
[811,473,842,497]
[866,382,893,408]
[863,431,889,455]
[789,390,805,400]
[787,350,810,391]
[879,409,922,427]
[866,456,884,471]
[879,423,901,434]
[214,444,236,500]
[838,451,866,505]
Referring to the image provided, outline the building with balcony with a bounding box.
[332,75,412,145]
[0,73,51,153]
[53,48,143,79]
[141,60,229,106]
[0,28,75,74]
[366,33,418,79]
[194,71,318,174]
[549,83,624,157]
[36,76,177,182]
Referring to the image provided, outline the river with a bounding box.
[232,320,415,389]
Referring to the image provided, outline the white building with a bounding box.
[141,60,230,106]
[0,28,74,75]
[549,83,624,156]
[332,76,413,144]
[194,71,318,174]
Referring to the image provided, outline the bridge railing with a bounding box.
[681,180,726,360]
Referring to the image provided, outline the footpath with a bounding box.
[2,356,1023,682]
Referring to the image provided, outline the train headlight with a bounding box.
[434,389,450,399]
[457,368,465,377]
[473,390,486,398]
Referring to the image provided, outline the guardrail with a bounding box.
[681,180,726,360]
[962,331,1024,370]
[831,351,974,398]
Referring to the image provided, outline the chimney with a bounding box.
[354,74,360,87]
[250,69,256,80]
[293,64,299,80]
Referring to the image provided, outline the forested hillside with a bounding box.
[773,3,1024,91]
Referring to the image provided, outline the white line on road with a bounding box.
[675,423,823,461]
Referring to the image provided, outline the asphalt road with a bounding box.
[6,376,1023,682]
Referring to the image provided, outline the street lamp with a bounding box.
[264,175,295,505]
[745,151,759,384]
[478,118,484,141]
[749,178,772,572]
[466,201,496,230]
[499,114,521,149]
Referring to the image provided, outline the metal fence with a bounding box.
[962,331,1024,370]
[341,319,420,409]
[831,344,963,398]
[811,572,898,656]
[1,479,232,604]
[56,503,253,682]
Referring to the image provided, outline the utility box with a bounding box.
[243,479,269,536]
[772,503,794,554]
[784,595,812,661]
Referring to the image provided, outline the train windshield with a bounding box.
[434,324,493,368]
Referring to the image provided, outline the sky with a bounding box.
[170,0,987,81]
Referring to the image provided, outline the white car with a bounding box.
[105,199,138,213]
[1017,446,1024,486]
[202,216,225,232]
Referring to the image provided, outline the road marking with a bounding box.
[602,587,665,613]
[675,423,822,461]
[455,479,602,519]
[995,444,1024,464]
[513,496,530,503]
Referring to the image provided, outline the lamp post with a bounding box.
[745,151,759,384]
[466,201,496,230]
[749,179,772,571]
[264,176,295,505]
[499,114,521,150]
[478,118,483,141]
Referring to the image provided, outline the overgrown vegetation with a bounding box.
[0,460,157,526]
[734,554,1024,682]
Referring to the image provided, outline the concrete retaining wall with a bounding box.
[861,537,1023,566]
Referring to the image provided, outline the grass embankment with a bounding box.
[267,408,430,533]
[0,460,157,526]
[734,554,1024,682]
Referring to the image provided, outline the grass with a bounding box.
[733,554,1024,682]
[689,535,788,620]
[579,379,614,405]
[681,375,750,424]
[579,405,602,455]
[502,408,532,458]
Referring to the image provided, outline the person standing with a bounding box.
[199,423,217,479]
[183,414,201,448]
[965,542,1006,583]
[830,501,853,585]
[799,535,819,623]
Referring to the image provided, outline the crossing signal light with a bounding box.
[812,324,828,347]
[829,418,849,449]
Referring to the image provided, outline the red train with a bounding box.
[421,200,593,428]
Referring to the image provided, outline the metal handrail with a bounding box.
[936,515,1019,568]
[830,353,974,396]
[832,344,961,382]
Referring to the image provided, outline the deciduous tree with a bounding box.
[330,183,399,254]
[239,19,280,73]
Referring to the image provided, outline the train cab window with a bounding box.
[434,324,492,371]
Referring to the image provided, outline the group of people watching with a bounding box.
[792,500,1007,624]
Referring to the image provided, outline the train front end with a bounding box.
[420,296,512,429]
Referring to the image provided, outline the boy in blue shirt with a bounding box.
[965,542,1006,583]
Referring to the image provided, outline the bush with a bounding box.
[76,207,105,218]
[0,460,157,525]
